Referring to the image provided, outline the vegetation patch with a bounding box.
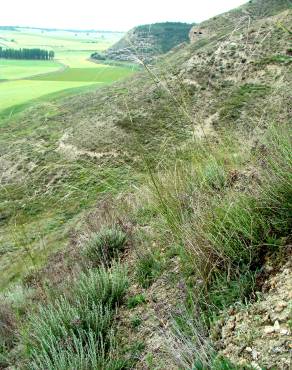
[84,227,127,267]
[23,264,130,369]
[126,294,146,309]
[135,250,163,288]
[219,83,271,124]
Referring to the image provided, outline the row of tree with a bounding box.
[0,47,55,60]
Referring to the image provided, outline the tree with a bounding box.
[0,47,55,60]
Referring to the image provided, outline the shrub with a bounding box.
[24,264,128,369]
[84,227,127,266]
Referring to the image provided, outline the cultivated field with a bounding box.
[0,27,135,115]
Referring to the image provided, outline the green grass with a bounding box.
[0,59,62,80]
[142,122,291,314]
[135,250,163,288]
[32,65,135,82]
[0,28,123,54]
[0,79,98,112]
[0,160,135,289]
[219,83,271,124]
[0,27,134,114]
[126,294,146,309]
[0,64,134,113]
[0,82,103,119]
[0,90,139,289]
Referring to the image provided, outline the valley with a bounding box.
[0,27,135,115]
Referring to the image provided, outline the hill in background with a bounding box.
[91,22,193,63]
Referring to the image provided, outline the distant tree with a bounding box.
[49,50,55,60]
[0,47,54,60]
[90,51,106,60]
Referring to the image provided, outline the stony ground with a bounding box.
[212,250,292,369]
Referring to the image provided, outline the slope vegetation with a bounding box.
[0,0,291,368]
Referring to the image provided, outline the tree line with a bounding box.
[0,47,55,60]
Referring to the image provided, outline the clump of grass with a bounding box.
[136,250,162,288]
[127,294,146,309]
[168,306,214,369]
[24,264,129,369]
[1,284,34,316]
[207,269,257,311]
[198,159,227,190]
[84,227,127,267]
[130,315,142,329]
[144,123,291,317]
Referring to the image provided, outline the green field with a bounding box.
[0,59,62,80]
[0,27,134,114]
[32,65,134,82]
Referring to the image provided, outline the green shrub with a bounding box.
[24,264,128,369]
[84,227,127,266]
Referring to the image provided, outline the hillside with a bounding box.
[0,0,291,369]
[91,22,193,63]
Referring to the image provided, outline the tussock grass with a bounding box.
[167,303,239,369]
[142,122,291,314]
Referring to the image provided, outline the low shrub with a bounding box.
[84,227,127,266]
[24,264,129,369]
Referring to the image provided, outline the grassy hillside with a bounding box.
[91,22,193,63]
[0,0,291,368]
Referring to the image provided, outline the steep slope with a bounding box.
[0,0,291,368]
[190,0,292,42]
[91,22,193,63]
